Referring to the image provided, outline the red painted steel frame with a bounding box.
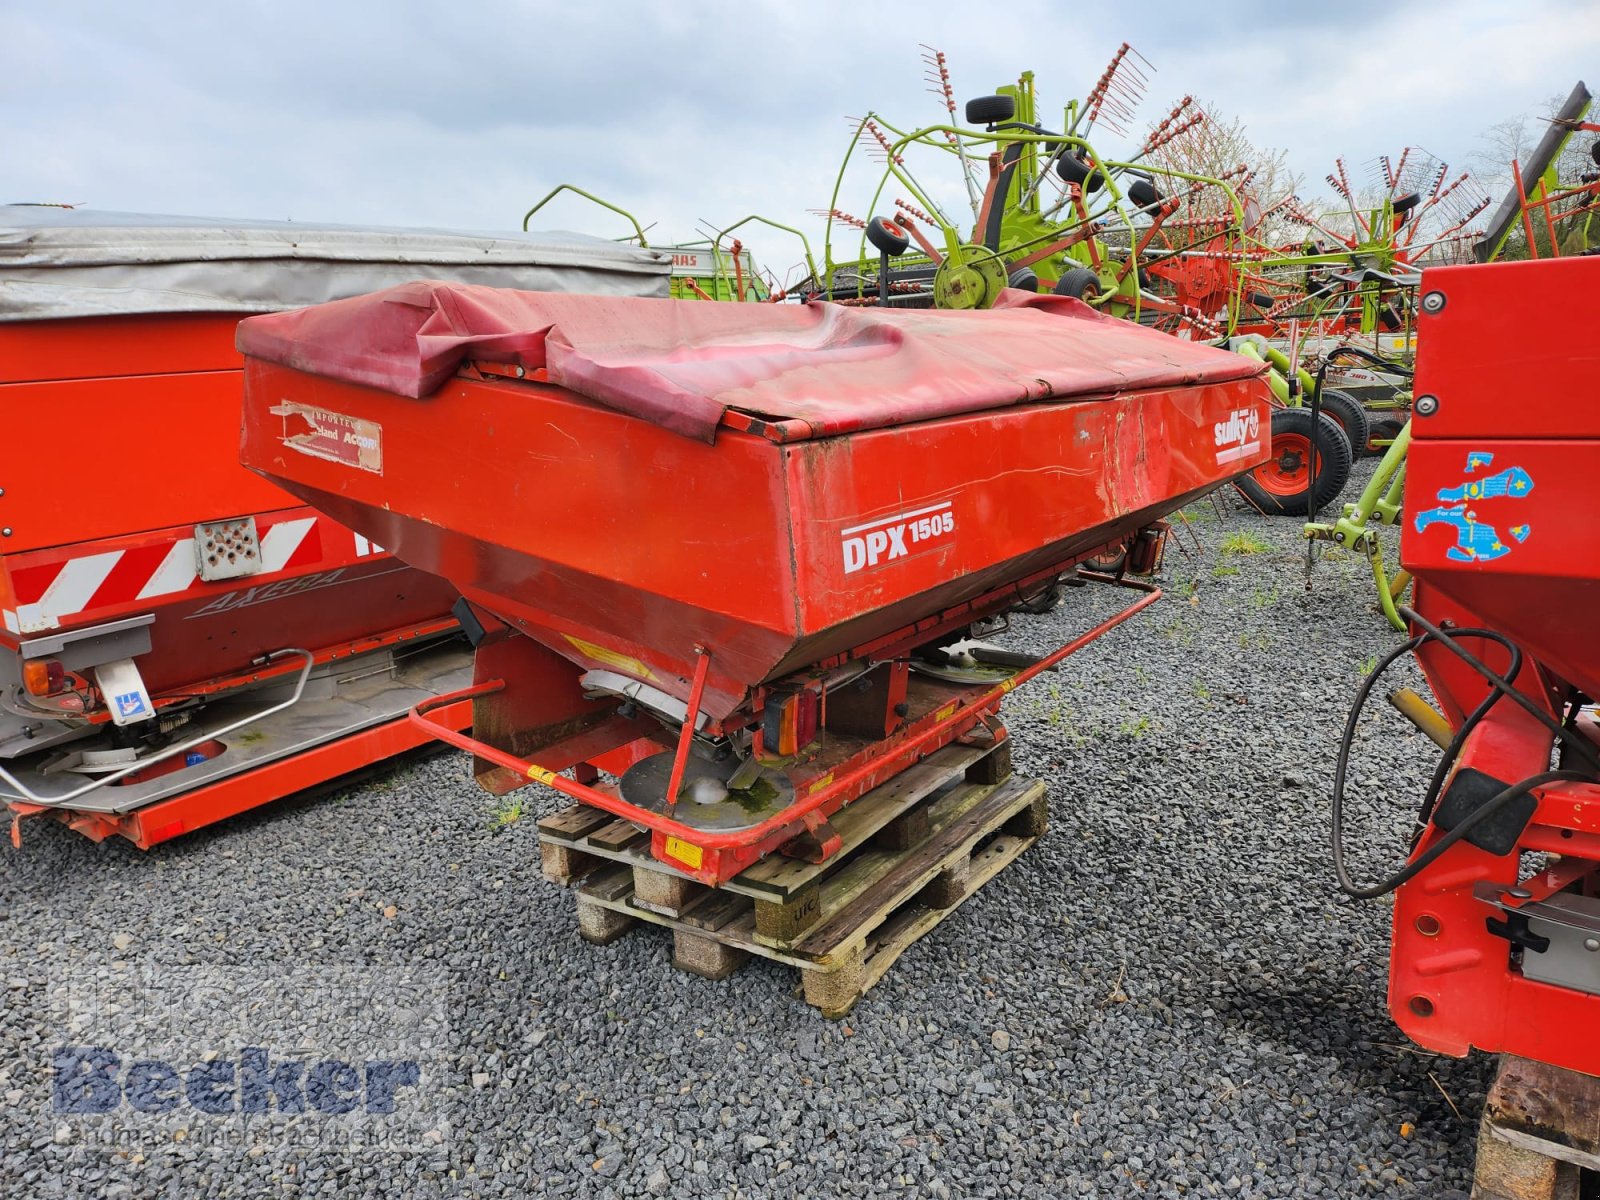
[413,581,1160,884]
[1388,256,1600,1077]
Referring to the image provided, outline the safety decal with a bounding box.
[1413,451,1534,563]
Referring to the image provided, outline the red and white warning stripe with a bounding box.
[3,511,385,636]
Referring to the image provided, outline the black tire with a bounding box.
[1020,583,1064,614]
[1392,192,1421,214]
[1366,416,1406,456]
[1378,303,1403,331]
[1052,267,1100,301]
[1084,546,1127,575]
[965,94,1015,125]
[1236,407,1353,517]
[1246,291,1274,309]
[1056,153,1105,193]
[1314,389,1370,461]
[1127,178,1162,211]
[1591,140,1600,167]
[1007,266,1040,292]
[866,217,910,257]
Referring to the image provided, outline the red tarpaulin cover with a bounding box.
[237,280,1264,443]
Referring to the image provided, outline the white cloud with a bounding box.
[5,0,1597,277]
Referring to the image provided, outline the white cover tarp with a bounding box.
[0,207,670,320]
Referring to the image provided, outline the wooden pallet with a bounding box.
[535,740,1045,1017]
[1473,1055,1600,1200]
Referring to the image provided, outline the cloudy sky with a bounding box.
[6,1,1597,280]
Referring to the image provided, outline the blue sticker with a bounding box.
[1413,453,1534,563]
[114,691,147,719]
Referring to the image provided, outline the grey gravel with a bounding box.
[0,460,1489,1198]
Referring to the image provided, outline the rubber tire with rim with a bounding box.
[866,218,910,257]
[1084,546,1127,575]
[1052,267,1100,301]
[1366,416,1406,456]
[1392,192,1421,214]
[1314,389,1370,462]
[965,95,1015,125]
[1237,406,1353,517]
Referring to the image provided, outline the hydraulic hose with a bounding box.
[1331,613,1599,899]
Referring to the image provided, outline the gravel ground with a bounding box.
[0,460,1494,1198]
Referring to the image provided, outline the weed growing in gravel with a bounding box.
[1251,587,1280,608]
[1358,654,1378,676]
[1238,631,1272,651]
[1220,531,1269,555]
[1212,564,1239,578]
[1192,679,1211,701]
[1159,618,1195,647]
[491,796,528,829]
[1176,576,1200,600]
[1119,715,1152,738]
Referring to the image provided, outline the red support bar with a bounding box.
[409,579,1161,852]
[664,646,712,813]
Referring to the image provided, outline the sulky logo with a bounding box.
[1213,408,1262,465]
[842,502,955,575]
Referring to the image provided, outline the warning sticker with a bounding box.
[272,401,384,474]
[664,837,703,870]
[564,634,656,682]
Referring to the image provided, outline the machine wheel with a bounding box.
[1052,267,1100,301]
[1392,191,1422,214]
[1246,291,1274,309]
[1237,407,1353,516]
[1591,140,1600,166]
[1127,178,1162,211]
[1314,389,1370,461]
[1365,416,1406,455]
[1007,266,1040,292]
[965,94,1015,125]
[866,217,910,257]
[1084,545,1127,575]
[1056,153,1106,193]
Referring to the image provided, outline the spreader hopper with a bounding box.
[240,282,1269,881]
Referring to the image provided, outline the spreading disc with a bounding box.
[619,751,796,832]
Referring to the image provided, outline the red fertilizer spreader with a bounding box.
[238,283,1270,884]
[1373,255,1600,1078]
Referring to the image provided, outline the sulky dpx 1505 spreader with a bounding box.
[237,282,1269,1011]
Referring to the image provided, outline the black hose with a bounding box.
[1331,615,1598,899]
[1400,606,1600,775]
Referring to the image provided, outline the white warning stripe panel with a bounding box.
[135,538,199,600]
[258,518,317,573]
[35,551,123,622]
[353,534,387,557]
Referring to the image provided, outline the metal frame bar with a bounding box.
[410,580,1161,852]
[0,648,316,805]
